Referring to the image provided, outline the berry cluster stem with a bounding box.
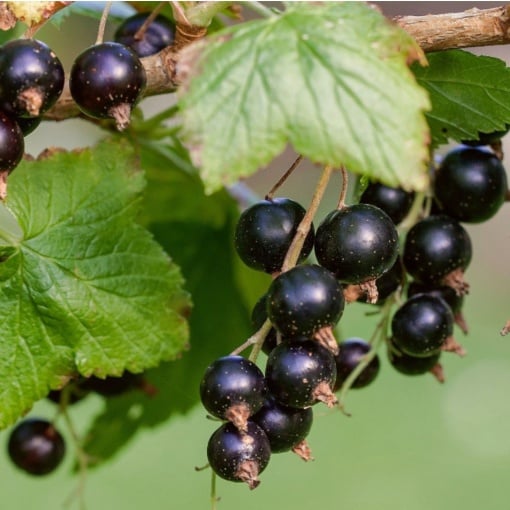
[337,297,395,414]
[336,166,349,210]
[281,164,333,272]
[95,1,112,45]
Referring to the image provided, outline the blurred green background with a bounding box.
[1,2,509,510]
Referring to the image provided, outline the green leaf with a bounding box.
[81,138,269,467]
[413,50,510,146]
[0,139,190,429]
[178,2,430,193]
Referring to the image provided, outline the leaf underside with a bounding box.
[0,138,190,429]
[178,2,431,193]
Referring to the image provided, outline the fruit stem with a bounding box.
[397,190,427,235]
[336,166,349,210]
[134,2,166,41]
[95,1,112,45]
[230,318,272,359]
[281,164,334,272]
[337,297,394,414]
[211,470,218,510]
[60,406,89,510]
[266,154,303,200]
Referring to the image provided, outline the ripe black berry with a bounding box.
[114,13,176,57]
[266,264,344,351]
[0,111,24,174]
[359,182,415,224]
[265,340,337,409]
[8,418,66,476]
[0,39,64,118]
[333,337,380,391]
[69,42,146,130]
[388,341,442,379]
[15,115,41,136]
[234,197,314,274]
[314,204,399,300]
[434,147,508,223]
[407,281,468,334]
[391,294,454,357]
[207,421,271,489]
[403,215,472,294]
[251,397,313,456]
[200,356,266,431]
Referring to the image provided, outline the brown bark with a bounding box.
[395,5,510,52]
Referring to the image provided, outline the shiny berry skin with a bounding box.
[333,337,380,391]
[8,419,66,476]
[388,341,441,376]
[0,39,64,118]
[266,264,344,338]
[434,147,508,223]
[207,421,271,489]
[360,182,415,224]
[234,197,314,273]
[200,356,266,425]
[114,13,176,57]
[407,281,464,317]
[251,397,313,453]
[265,340,337,409]
[69,42,146,130]
[314,204,399,284]
[15,115,41,136]
[403,215,472,286]
[391,294,454,357]
[0,111,24,172]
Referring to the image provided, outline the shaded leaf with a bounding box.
[413,50,510,146]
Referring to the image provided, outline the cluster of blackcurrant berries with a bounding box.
[200,132,508,489]
[0,12,176,198]
[6,371,153,477]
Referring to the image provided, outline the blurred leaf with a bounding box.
[413,50,510,146]
[0,138,189,429]
[178,2,430,193]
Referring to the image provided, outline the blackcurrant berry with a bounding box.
[8,418,66,476]
[251,397,313,456]
[15,115,41,136]
[403,215,472,294]
[234,197,314,274]
[434,147,508,223]
[333,337,380,391]
[359,182,415,224]
[114,13,176,57]
[207,421,271,489]
[314,204,399,301]
[407,281,468,334]
[265,340,337,409]
[69,42,146,130]
[387,341,442,379]
[0,39,64,118]
[266,264,344,351]
[0,111,24,174]
[391,294,454,358]
[200,355,266,431]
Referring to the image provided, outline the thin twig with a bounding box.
[266,154,304,200]
[134,2,166,41]
[95,1,112,45]
[336,166,349,210]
